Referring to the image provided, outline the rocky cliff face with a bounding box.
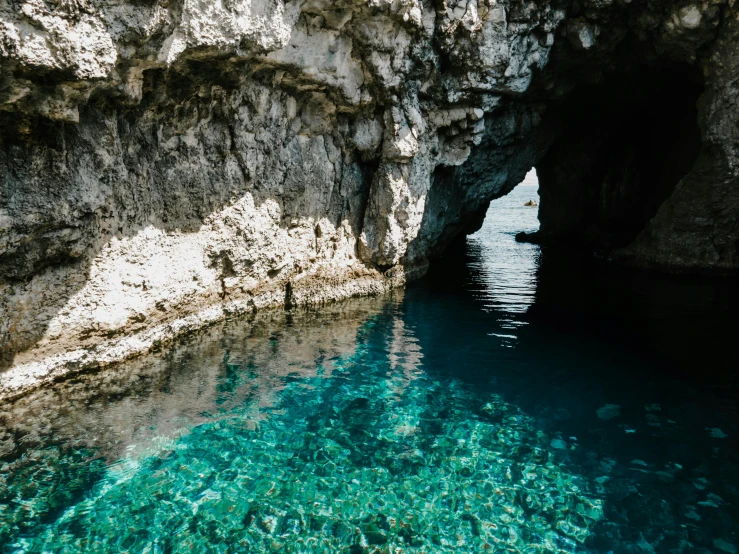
[1,0,737,396]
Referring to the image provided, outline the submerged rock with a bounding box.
[1,0,739,395]
[597,404,621,421]
[714,539,739,554]
[706,428,729,439]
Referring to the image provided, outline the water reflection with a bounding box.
[467,173,540,319]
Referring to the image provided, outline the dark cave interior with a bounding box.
[522,66,705,251]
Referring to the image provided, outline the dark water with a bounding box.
[1,181,739,553]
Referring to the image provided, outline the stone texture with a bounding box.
[1,0,738,397]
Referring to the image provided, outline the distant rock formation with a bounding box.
[1,0,737,396]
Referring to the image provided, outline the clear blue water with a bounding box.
[1,180,739,553]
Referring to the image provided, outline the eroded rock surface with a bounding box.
[1,0,737,396]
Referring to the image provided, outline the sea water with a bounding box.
[1,179,737,553]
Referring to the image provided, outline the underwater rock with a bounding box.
[706,428,729,439]
[714,539,739,554]
[597,404,621,420]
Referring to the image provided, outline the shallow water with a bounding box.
[1,180,739,553]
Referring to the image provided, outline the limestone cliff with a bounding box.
[1,0,737,397]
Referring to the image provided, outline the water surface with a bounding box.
[1,181,738,553]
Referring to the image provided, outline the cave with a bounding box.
[3,0,739,550]
[521,67,705,253]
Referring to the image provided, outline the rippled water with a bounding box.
[2,178,739,553]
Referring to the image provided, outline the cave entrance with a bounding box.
[522,67,705,251]
[474,168,541,244]
[426,166,543,297]
[448,168,542,313]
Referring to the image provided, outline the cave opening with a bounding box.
[521,66,705,252]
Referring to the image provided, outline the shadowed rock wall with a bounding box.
[525,69,704,250]
[1,0,737,396]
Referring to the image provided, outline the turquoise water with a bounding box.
[1,181,738,553]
